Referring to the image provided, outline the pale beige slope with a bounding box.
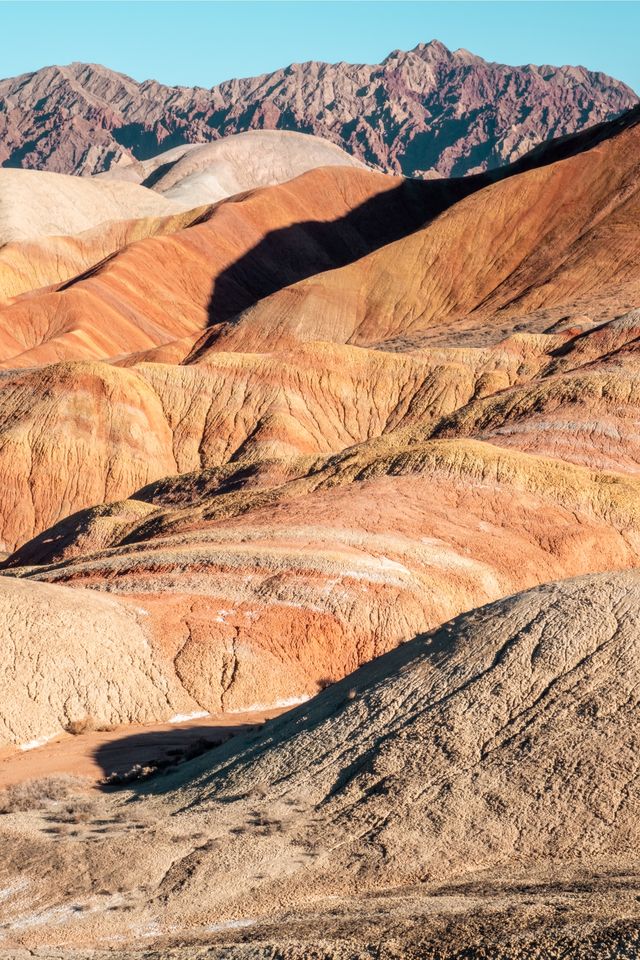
[0,576,195,748]
[0,572,637,951]
[166,570,640,906]
[0,167,182,246]
[101,130,366,206]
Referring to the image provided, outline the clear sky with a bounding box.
[1,1,638,92]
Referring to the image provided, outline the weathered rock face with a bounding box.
[0,572,638,951]
[0,577,194,747]
[0,43,636,178]
[0,67,640,958]
[0,331,550,546]
[9,434,640,725]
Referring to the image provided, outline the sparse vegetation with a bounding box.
[101,763,158,786]
[65,716,120,735]
[0,775,90,814]
[65,716,96,735]
[55,799,99,823]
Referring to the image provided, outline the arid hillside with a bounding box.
[0,131,363,303]
[0,166,458,368]
[0,107,636,744]
[97,129,366,205]
[0,572,637,956]
[198,105,640,354]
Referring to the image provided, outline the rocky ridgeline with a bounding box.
[0,41,636,177]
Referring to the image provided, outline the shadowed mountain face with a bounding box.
[0,167,473,371]
[0,131,365,304]
[0,41,636,177]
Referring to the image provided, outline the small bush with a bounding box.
[100,735,222,787]
[65,716,96,736]
[0,775,89,814]
[55,799,99,823]
[101,763,158,786]
[346,688,357,701]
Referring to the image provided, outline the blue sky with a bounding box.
[1,1,637,91]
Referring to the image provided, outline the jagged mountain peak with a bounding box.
[0,44,636,177]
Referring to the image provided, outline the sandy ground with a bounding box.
[0,708,287,789]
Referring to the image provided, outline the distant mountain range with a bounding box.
[0,40,636,178]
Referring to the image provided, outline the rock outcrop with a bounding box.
[0,577,194,747]
[171,569,640,904]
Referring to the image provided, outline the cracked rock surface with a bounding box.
[0,571,638,954]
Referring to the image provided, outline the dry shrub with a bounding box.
[49,823,71,836]
[262,818,284,836]
[346,688,357,701]
[0,775,89,814]
[65,716,96,736]
[55,798,99,823]
[102,763,158,786]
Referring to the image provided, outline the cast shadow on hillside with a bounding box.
[94,720,263,792]
[195,105,640,361]
[193,172,483,359]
